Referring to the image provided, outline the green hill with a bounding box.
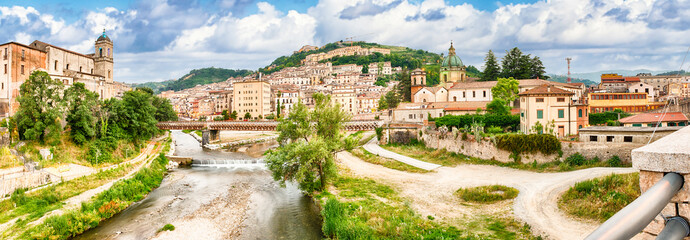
[134,67,253,93]
[547,74,598,86]
[259,41,443,75]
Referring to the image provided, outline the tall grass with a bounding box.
[559,173,640,222]
[455,185,519,203]
[349,148,428,173]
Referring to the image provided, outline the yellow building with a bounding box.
[232,81,271,120]
[588,92,665,113]
[519,84,588,136]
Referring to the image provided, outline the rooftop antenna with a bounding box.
[565,57,572,83]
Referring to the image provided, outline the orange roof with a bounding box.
[518,84,574,96]
[619,112,688,124]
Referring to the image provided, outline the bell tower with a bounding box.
[94,29,114,83]
[410,68,427,102]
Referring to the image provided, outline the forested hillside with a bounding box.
[134,67,253,93]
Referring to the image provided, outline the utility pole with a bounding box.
[566,57,572,83]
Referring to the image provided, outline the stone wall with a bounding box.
[632,126,690,239]
[421,129,640,164]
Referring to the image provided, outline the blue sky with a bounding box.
[1,0,689,83]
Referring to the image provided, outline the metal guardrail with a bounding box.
[585,172,685,240]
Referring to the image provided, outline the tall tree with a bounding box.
[500,47,531,79]
[15,71,65,143]
[529,56,548,79]
[266,92,354,192]
[377,94,388,111]
[152,96,178,122]
[64,82,99,145]
[481,50,501,81]
[385,90,400,110]
[120,90,158,142]
[491,77,520,103]
[397,68,411,102]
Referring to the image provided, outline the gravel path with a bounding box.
[362,137,441,170]
[337,146,637,239]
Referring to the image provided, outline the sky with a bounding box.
[1,0,690,83]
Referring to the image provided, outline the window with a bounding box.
[590,136,598,142]
[483,91,486,97]
[453,96,457,101]
[55,60,58,70]
[632,123,642,127]
[79,66,82,72]
[462,92,466,98]
[521,112,524,117]
[536,98,544,102]
[21,50,25,60]
[108,70,111,78]
[557,98,565,102]
[99,48,103,57]
[66,64,69,70]
[558,109,564,118]
[624,136,633,142]
[3,64,6,74]
[472,91,476,98]
[606,136,614,142]
[579,125,582,129]
[537,110,543,119]
[578,109,583,118]
[20,65,24,75]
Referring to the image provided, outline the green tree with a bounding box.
[120,90,159,141]
[385,90,400,110]
[500,47,531,79]
[152,96,178,121]
[230,110,238,120]
[64,82,99,145]
[481,50,501,82]
[244,112,252,120]
[362,64,369,74]
[15,71,64,143]
[492,77,520,103]
[266,92,354,192]
[529,56,548,79]
[486,99,511,115]
[377,94,388,111]
[222,110,230,120]
[397,68,411,102]
[276,101,282,118]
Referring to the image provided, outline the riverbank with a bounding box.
[15,139,172,239]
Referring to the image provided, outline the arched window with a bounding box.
[99,48,103,57]
[453,96,457,102]
[108,70,111,78]
[107,48,110,57]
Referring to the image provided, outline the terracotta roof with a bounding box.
[518,84,575,96]
[450,81,497,89]
[619,112,688,124]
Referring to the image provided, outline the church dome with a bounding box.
[97,30,111,42]
[441,42,463,68]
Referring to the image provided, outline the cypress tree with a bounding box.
[481,50,501,82]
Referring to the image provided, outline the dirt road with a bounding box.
[336,150,636,239]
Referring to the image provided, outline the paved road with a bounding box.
[362,137,441,170]
[340,142,637,240]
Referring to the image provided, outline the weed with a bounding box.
[559,173,640,222]
[160,223,175,232]
[455,185,519,203]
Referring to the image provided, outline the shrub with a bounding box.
[486,126,503,134]
[456,185,519,203]
[607,156,622,167]
[160,224,175,232]
[559,173,640,222]
[495,134,561,155]
[434,114,519,132]
[375,127,383,141]
[564,153,586,166]
[461,132,468,140]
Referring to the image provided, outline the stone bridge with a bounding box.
[158,120,384,145]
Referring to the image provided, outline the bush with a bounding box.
[461,132,468,140]
[559,173,640,222]
[375,127,383,141]
[456,185,519,203]
[589,109,631,125]
[160,224,175,232]
[486,126,503,134]
[607,156,622,167]
[434,114,519,132]
[564,153,586,166]
[495,134,561,155]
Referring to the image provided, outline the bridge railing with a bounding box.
[586,126,690,239]
[157,120,384,131]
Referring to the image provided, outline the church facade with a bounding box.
[0,31,130,117]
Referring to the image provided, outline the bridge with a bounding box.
[158,120,383,145]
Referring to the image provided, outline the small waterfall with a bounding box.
[191,158,265,167]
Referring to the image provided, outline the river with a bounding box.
[74,130,323,240]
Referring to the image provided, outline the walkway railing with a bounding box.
[585,172,686,239]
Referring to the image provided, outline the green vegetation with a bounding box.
[480,50,500,82]
[0,146,20,169]
[479,47,548,81]
[160,224,175,232]
[456,185,519,203]
[433,114,520,132]
[0,164,135,238]
[320,175,540,239]
[133,67,253,93]
[495,134,562,157]
[383,143,628,172]
[547,75,598,86]
[349,147,429,173]
[266,93,358,193]
[589,109,632,125]
[559,173,640,222]
[21,153,170,239]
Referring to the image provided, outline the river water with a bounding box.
[74,131,323,240]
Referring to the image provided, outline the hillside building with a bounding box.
[519,84,588,136]
[232,81,271,119]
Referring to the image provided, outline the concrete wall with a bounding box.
[632,126,690,239]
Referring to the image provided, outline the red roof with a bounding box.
[518,84,574,96]
[619,112,688,124]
